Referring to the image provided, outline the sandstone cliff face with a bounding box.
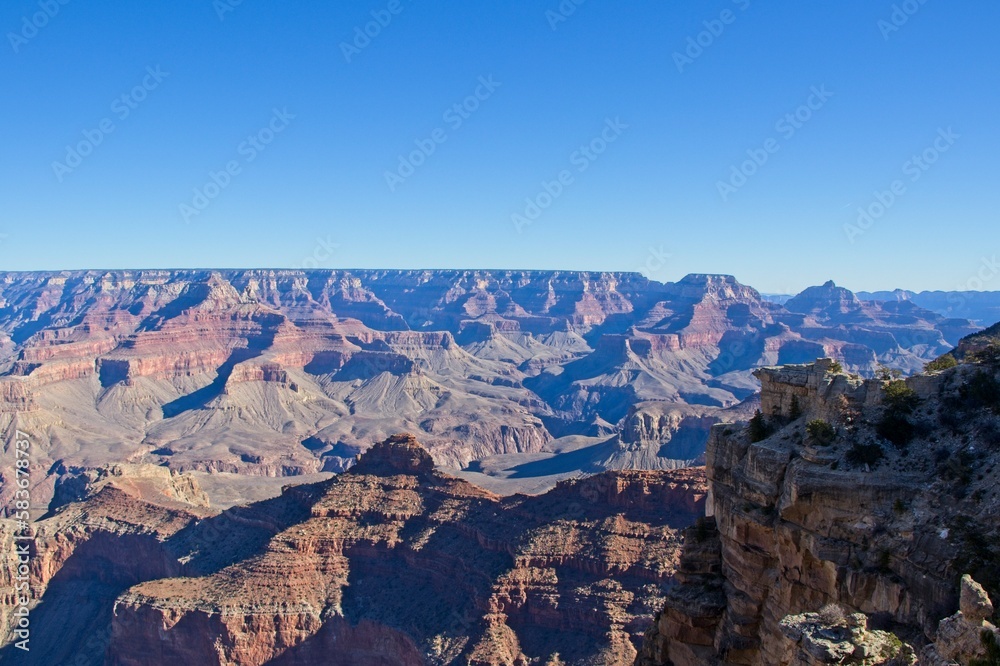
[107,437,705,665]
[0,486,210,665]
[640,358,1000,665]
[921,575,1000,665]
[1,435,708,665]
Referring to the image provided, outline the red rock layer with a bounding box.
[6,436,706,666]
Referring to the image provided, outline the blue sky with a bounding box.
[1,0,998,294]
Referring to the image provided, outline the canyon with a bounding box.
[0,270,997,664]
[0,270,983,513]
[1,333,997,664]
[0,434,707,665]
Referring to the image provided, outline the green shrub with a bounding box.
[969,344,1000,368]
[876,380,920,448]
[960,371,1000,413]
[876,365,903,381]
[846,441,885,468]
[806,419,836,445]
[883,380,920,414]
[829,361,844,374]
[925,354,958,373]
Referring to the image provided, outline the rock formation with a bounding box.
[921,575,1000,665]
[857,290,1000,329]
[1,435,708,665]
[639,351,1000,665]
[778,608,916,665]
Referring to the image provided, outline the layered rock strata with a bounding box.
[0,270,976,512]
[640,356,1000,665]
[1,435,708,666]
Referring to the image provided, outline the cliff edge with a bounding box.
[639,349,1000,665]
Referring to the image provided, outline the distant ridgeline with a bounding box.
[857,288,1000,328]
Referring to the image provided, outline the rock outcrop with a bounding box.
[921,575,1000,665]
[1,435,709,665]
[49,462,211,510]
[640,353,1000,665]
[778,609,916,665]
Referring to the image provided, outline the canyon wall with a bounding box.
[1,435,709,665]
[639,358,1000,665]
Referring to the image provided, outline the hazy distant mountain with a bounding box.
[857,289,1000,326]
[760,293,793,305]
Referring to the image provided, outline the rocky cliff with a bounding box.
[639,352,1000,665]
[1,434,708,665]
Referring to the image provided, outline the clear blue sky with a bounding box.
[2,0,998,294]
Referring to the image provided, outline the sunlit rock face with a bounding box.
[639,357,1000,665]
[0,435,709,665]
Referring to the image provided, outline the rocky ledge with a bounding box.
[639,354,1000,665]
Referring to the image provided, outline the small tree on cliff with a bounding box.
[748,410,769,442]
[806,419,836,446]
[925,354,958,373]
[789,395,803,420]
